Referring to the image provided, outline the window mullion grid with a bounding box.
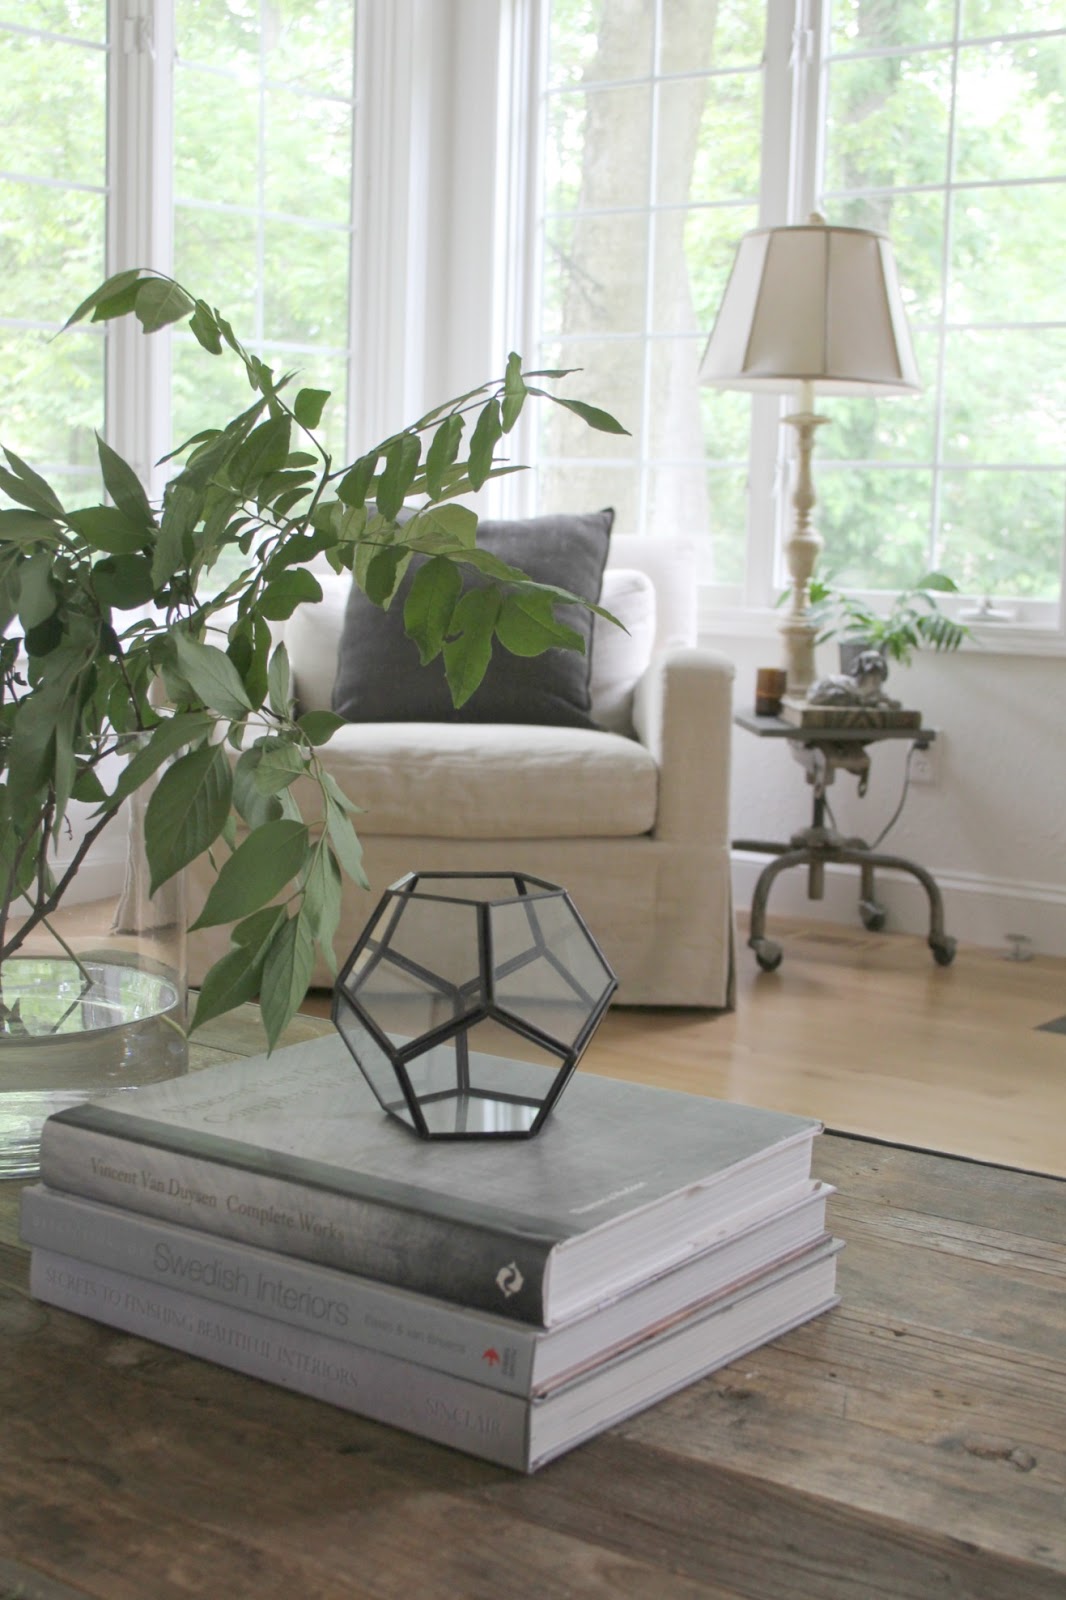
[740,0,813,610]
[636,0,664,537]
[106,0,174,501]
[926,0,963,576]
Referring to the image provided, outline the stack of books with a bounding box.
[23,1033,841,1473]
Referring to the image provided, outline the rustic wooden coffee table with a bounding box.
[1,1007,1062,1600]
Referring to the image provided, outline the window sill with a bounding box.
[697,600,1066,659]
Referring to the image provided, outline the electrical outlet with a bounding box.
[910,744,938,785]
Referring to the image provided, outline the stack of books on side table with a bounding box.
[22,1033,841,1473]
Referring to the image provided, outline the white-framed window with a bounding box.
[0,0,360,512]
[509,0,1066,639]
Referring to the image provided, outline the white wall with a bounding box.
[718,625,1066,957]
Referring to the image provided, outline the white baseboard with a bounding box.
[732,851,1066,961]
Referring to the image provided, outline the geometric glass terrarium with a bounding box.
[332,872,617,1139]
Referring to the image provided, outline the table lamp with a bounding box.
[699,212,921,696]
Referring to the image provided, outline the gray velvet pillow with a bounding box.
[331,509,613,727]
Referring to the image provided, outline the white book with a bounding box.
[20,1181,833,1396]
[38,1033,821,1326]
[31,1240,842,1473]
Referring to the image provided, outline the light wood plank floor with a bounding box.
[304,918,1066,1177]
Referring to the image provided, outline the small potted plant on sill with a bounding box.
[797,571,972,673]
[0,269,626,1132]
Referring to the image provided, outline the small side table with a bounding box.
[733,710,956,972]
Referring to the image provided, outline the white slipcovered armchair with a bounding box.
[187,535,735,1008]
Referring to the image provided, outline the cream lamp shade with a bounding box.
[699,213,921,696]
[699,214,921,397]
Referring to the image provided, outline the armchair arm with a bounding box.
[632,646,735,846]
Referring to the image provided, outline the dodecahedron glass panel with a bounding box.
[332,872,617,1139]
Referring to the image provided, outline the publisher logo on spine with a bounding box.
[494,1261,524,1299]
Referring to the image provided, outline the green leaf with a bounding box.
[321,769,363,817]
[258,568,323,621]
[172,633,254,717]
[228,415,292,493]
[134,277,196,333]
[189,300,223,354]
[61,269,144,331]
[259,907,316,1050]
[468,398,503,491]
[189,941,265,1034]
[533,392,630,435]
[302,845,342,975]
[232,748,284,829]
[92,554,155,610]
[336,451,377,508]
[403,556,462,664]
[190,817,310,930]
[415,502,478,550]
[252,741,305,794]
[0,509,61,545]
[0,451,64,517]
[66,505,146,554]
[297,709,345,746]
[144,742,233,894]
[152,482,201,587]
[96,434,155,527]
[364,545,407,607]
[443,586,500,706]
[376,433,421,521]
[501,352,527,433]
[495,590,584,657]
[231,905,287,949]
[325,798,369,888]
[16,550,57,629]
[294,387,330,429]
[424,413,464,498]
[105,712,214,809]
[267,642,292,719]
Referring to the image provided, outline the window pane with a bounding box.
[824,50,953,194]
[954,38,1066,182]
[535,1,767,548]
[949,183,1066,324]
[942,330,1066,465]
[544,213,648,337]
[538,339,642,463]
[938,470,1065,599]
[817,468,935,590]
[0,21,106,504]
[819,0,1066,605]
[171,0,356,471]
[545,85,652,213]
[0,329,104,476]
[547,0,654,88]
[0,31,106,187]
[539,461,640,534]
[174,67,259,205]
[830,0,956,51]
[960,0,1065,34]
[662,0,763,73]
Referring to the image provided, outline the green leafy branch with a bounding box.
[0,271,628,1047]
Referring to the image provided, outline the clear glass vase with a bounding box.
[0,738,189,1178]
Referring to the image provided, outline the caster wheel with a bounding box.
[750,937,783,973]
[859,898,887,932]
[930,935,956,967]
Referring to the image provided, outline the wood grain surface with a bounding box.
[1,1006,1062,1600]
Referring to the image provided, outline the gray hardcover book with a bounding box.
[20,1182,833,1395]
[30,1241,841,1473]
[38,1033,821,1325]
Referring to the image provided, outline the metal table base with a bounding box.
[733,712,957,972]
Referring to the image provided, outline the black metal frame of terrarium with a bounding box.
[332,871,618,1139]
